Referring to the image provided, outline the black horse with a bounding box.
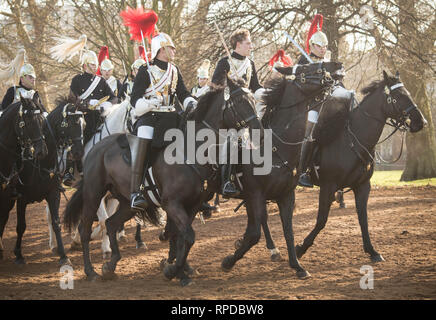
[0,96,48,259]
[216,61,344,279]
[0,97,85,265]
[64,79,263,286]
[294,71,426,263]
[158,62,345,279]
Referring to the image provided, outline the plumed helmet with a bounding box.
[20,63,36,78]
[81,50,98,66]
[100,59,114,71]
[306,14,328,53]
[151,33,175,60]
[131,58,146,70]
[197,59,210,78]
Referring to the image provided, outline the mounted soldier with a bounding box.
[191,59,211,99]
[296,14,338,189]
[97,46,122,101]
[49,35,117,186]
[124,9,197,211]
[211,28,266,196]
[296,15,353,210]
[1,50,46,113]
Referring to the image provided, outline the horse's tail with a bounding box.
[63,179,84,233]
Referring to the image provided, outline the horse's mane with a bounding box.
[263,76,287,113]
[193,83,225,122]
[360,75,396,102]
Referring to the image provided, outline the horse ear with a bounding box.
[382,70,389,83]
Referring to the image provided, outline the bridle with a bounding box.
[362,82,418,133]
[223,87,259,130]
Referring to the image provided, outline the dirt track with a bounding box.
[0,185,435,300]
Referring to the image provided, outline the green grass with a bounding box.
[371,170,436,186]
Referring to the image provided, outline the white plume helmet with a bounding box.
[20,63,36,78]
[151,33,175,60]
[197,59,210,79]
[0,49,26,84]
[49,34,87,63]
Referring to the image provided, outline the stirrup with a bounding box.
[298,172,313,188]
[131,193,147,211]
[222,181,240,197]
[63,173,74,187]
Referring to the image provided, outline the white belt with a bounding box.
[151,105,176,112]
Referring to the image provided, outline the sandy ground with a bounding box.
[0,185,435,300]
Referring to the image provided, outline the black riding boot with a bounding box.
[130,137,151,212]
[298,122,316,188]
[221,164,239,197]
[63,158,75,187]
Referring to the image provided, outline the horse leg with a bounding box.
[296,183,336,259]
[162,204,195,287]
[79,207,100,281]
[46,205,57,253]
[135,223,146,249]
[0,203,12,260]
[102,202,135,279]
[277,191,309,279]
[222,195,263,271]
[354,181,384,262]
[213,193,221,212]
[46,191,71,265]
[14,200,27,264]
[262,218,282,262]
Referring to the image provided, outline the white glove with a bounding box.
[134,97,162,117]
[89,99,99,106]
[254,88,266,103]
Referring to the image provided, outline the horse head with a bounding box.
[57,103,85,160]
[381,70,427,133]
[17,95,48,160]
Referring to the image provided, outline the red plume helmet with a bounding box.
[306,14,323,53]
[269,49,293,68]
[96,46,109,75]
[120,7,158,43]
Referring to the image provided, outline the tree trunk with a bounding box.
[400,72,436,180]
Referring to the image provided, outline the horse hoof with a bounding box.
[14,257,26,265]
[159,231,168,242]
[221,255,234,272]
[296,270,311,279]
[87,272,101,282]
[180,278,193,287]
[184,264,195,276]
[159,258,170,271]
[163,264,177,280]
[234,239,243,250]
[70,242,82,252]
[103,251,111,260]
[271,253,283,262]
[59,257,72,266]
[102,263,117,281]
[371,254,385,263]
[136,241,146,249]
[295,244,304,259]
